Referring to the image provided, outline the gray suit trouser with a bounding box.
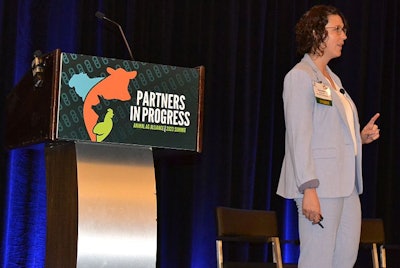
[295,188,361,268]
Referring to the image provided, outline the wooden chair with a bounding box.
[360,218,386,268]
[216,206,283,268]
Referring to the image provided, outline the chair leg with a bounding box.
[216,240,223,268]
[271,237,283,268]
[379,245,386,268]
[371,243,379,268]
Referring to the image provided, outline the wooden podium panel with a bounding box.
[5,50,61,147]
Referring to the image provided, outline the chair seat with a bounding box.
[223,263,297,268]
[223,262,278,268]
[218,235,271,243]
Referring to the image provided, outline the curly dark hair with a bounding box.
[295,5,348,56]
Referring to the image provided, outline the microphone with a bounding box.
[95,11,134,61]
[339,88,345,94]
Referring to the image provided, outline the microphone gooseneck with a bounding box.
[95,11,134,61]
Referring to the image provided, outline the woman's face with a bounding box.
[321,14,347,60]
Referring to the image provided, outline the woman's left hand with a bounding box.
[361,113,380,144]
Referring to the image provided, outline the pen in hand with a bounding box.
[313,215,324,228]
[317,215,324,228]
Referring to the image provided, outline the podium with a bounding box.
[5,49,204,267]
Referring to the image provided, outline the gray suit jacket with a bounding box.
[277,54,363,199]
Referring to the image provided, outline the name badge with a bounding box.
[313,81,332,106]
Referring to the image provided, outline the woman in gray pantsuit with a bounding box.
[277,5,380,268]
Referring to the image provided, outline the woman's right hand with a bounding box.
[302,188,322,224]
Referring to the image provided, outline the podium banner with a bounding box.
[58,53,204,151]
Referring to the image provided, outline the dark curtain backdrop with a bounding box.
[1,0,399,267]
